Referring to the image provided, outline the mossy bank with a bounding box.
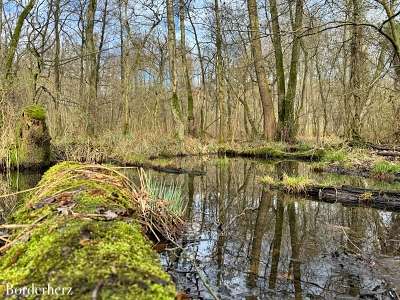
[0,162,176,299]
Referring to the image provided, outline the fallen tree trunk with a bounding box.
[109,159,206,176]
[318,165,400,182]
[219,146,325,161]
[373,150,400,158]
[0,162,178,299]
[0,157,206,176]
[266,182,400,211]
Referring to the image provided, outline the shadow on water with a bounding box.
[147,158,400,299]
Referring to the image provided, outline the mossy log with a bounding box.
[10,105,51,169]
[266,182,400,212]
[218,145,325,161]
[0,162,176,299]
[109,159,206,176]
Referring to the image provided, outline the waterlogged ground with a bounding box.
[1,157,400,299]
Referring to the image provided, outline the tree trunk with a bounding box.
[348,0,363,140]
[247,0,276,140]
[167,0,184,140]
[96,0,108,90]
[85,0,98,136]
[4,0,36,81]
[121,0,131,135]
[282,0,304,142]
[269,0,286,136]
[179,0,195,136]
[188,9,207,138]
[215,0,225,142]
[78,1,85,102]
[54,0,62,136]
[0,0,3,55]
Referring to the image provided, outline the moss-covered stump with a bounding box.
[11,105,51,169]
[0,162,177,299]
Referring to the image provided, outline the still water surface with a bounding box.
[1,157,399,299]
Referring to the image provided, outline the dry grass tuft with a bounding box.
[281,174,314,193]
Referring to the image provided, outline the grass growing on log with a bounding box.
[372,160,400,175]
[260,174,314,192]
[281,175,314,192]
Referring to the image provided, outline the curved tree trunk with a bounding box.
[4,0,36,81]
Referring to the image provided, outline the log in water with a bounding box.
[269,183,400,212]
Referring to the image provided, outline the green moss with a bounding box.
[8,104,51,169]
[0,162,176,299]
[226,143,326,160]
[372,160,400,175]
[23,104,46,121]
[322,149,348,164]
[0,220,175,299]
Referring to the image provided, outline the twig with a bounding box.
[167,239,220,300]
[0,224,31,229]
[0,235,11,243]
[0,214,49,254]
[0,186,42,199]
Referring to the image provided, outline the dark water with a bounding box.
[149,158,400,299]
[1,158,400,299]
[0,171,42,224]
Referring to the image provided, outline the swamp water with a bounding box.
[1,157,400,299]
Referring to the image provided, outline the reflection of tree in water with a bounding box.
[159,158,399,299]
[0,171,43,224]
[247,188,271,289]
[0,176,16,224]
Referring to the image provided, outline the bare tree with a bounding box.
[167,0,185,140]
[247,0,277,140]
